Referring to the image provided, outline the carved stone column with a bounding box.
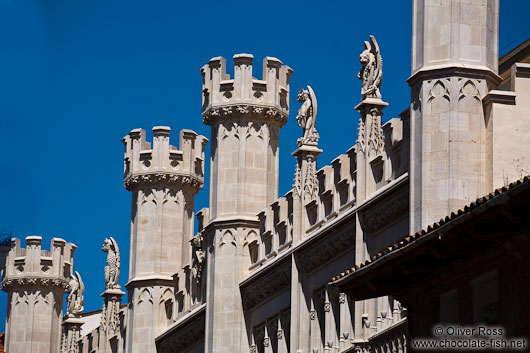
[353,97,388,345]
[354,98,388,200]
[98,287,125,353]
[61,316,84,353]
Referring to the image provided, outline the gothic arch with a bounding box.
[219,230,236,248]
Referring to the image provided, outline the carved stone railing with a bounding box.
[367,318,408,353]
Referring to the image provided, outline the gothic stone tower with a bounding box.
[122,126,208,353]
[201,54,292,352]
[1,236,76,353]
[409,0,500,231]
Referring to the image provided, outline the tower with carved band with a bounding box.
[1,236,77,353]
[409,0,501,232]
[200,54,292,353]
[122,126,208,353]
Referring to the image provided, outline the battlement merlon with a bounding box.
[201,54,293,126]
[122,126,208,192]
[2,236,76,291]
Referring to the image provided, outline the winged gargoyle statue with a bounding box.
[102,237,120,290]
[295,85,319,146]
[66,271,85,316]
[358,35,383,100]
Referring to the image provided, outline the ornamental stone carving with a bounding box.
[296,86,319,147]
[191,234,206,284]
[1,276,70,291]
[241,263,291,309]
[102,237,120,290]
[299,228,355,273]
[157,310,205,353]
[202,104,288,126]
[361,189,408,234]
[358,35,382,100]
[66,271,84,317]
[124,172,204,191]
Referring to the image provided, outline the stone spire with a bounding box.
[2,236,76,353]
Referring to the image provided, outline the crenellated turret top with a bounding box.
[2,236,76,292]
[122,127,208,191]
[201,54,293,126]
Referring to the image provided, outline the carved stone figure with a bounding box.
[295,86,319,146]
[102,237,120,290]
[358,35,382,99]
[191,234,206,283]
[66,271,84,316]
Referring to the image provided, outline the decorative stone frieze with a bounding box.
[1,276,70,291]
[360,189,409,235]
[157,309,205,353]
[241,262,291,309]
[298,228,355,273]
[202,104,288,126]
[124,172,204,191]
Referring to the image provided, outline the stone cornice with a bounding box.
[202,104,288,126]
[298,227,355,274]
[155,304,205,353]
[125,275,174,290]
[124,172,204,191]
[482,90,517,106]
[240,260,291,309]
[359,188,409,235]
[203,217,260,232]
[1,276,70,292]
[407,64,502,86]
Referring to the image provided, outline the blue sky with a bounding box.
[0,0,528,330]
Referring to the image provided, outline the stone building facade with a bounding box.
[2,0,529,352]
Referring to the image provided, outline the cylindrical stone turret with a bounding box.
[122,126,208,353]
[409,0,501,232]
[1,236,76,353]
[200,54,292,353]
[201,54,292,221]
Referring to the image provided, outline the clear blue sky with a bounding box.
[0,0,528,331]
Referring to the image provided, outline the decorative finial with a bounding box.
[102,237,120,290]
[296,85,319,147]
[358,35,382,100]
[66,271,84,317]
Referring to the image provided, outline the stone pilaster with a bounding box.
[61,316,84,353]
[98,288,125,353]
[354,91,389,345]
[354,97,388,201]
